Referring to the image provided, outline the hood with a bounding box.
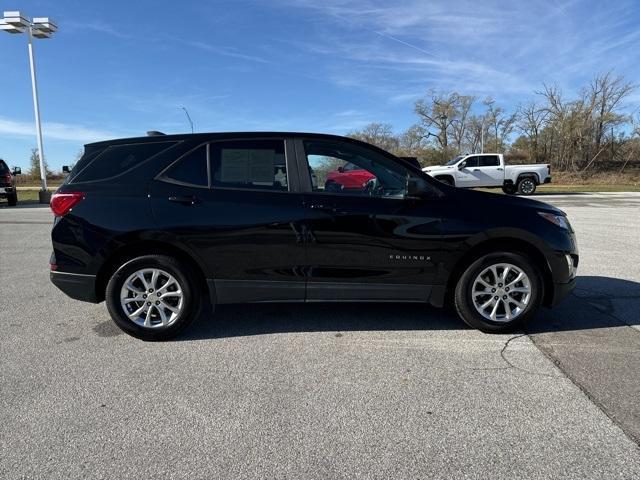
[442,185,565,215]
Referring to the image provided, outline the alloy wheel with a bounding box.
[471,263,531,322]
[120,268,183,328]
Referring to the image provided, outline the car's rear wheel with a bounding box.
[7,192,17,206]
[517,177,537,195]
[454,252,543,333]
[105,255,202,340]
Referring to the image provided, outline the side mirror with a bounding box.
[12,167,21,175]
[62,165,70,173]
[337,166,345,173]
[406,176,429,198]
[457,161,466,170]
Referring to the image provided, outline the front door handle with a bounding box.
[472,169,481,172]
[496,167,504,171]
[168,195,200,205]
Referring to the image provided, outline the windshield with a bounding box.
[445,155,464,166]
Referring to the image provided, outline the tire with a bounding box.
[435,176,455,186]
[7,192,17,206]
[325,181,342,193]
[517,177,537,195]
[502,184,517,195]
[454,252,543,333]
[105,255,202,340]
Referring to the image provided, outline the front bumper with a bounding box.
[50,271,99,303]
[548,276,576,307]
[0,186,14,197]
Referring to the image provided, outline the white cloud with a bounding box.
[0,117,122,143]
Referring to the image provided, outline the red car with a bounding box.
[325,162,375,192]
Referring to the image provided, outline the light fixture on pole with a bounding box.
[1,11,57,203]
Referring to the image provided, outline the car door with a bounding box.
[149,137,307,303]
[454,155,479,187]
[473,155,503,186]
[296,137,443,301]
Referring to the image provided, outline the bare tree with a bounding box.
[347,122,399,153]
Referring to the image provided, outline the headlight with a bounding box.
[538,211,571,230]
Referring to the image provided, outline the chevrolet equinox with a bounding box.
[50,132,578,340]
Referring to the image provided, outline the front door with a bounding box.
[297,138,442,301]
[456,155,503,187]
[150,137,307,303]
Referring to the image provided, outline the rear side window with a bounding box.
[479,156,500,167]
[162,145,208,187]
[210,140,287,191]
[73,141,175,183]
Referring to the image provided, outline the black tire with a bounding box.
[502,184,517,195]
[517,177,537,195]
[454,252,543,333]
[7,192,17,206]
[325,181,342,192]
[105,255,202,340]
[435,176,455,186]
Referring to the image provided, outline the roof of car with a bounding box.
[86,131,368,147]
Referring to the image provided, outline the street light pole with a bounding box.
[27,27,47,192]
[1,11,57,203]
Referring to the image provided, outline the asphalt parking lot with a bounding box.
[1,193,639,479]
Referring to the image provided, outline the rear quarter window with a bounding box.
[72,141,176,183]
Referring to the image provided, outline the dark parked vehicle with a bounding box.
[50,132,578,340]
[0,159,20,206]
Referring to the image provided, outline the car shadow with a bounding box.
[173,276,640,341]
[528,275,640,333]
[178,302,466,340]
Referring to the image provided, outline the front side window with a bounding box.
[464,156,479,168]
[304,140,408,197]
[210,140,287,191]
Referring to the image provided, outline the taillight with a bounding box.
[2,173,10,183]
[50,192,85,216]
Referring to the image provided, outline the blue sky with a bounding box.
[1,0,639,171]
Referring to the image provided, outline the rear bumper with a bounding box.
[50,271,99,303]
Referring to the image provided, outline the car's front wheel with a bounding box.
[454,252,543,332]
[105,255,202,340]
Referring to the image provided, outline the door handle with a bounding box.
[168,195,200,205]
[497,168,504,171]
[472,169,480,172]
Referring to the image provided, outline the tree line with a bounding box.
[348,72,639,173]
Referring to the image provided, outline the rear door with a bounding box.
[149,137,308,303]
[296,138,442,301]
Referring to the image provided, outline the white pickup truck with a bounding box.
[422,153,551,195]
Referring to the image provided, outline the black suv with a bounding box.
[0,159,20,206]
[50,132,578,340]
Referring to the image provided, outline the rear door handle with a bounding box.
[472,169,480,172]
[168,195,200,205]
[497,168,504,171]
